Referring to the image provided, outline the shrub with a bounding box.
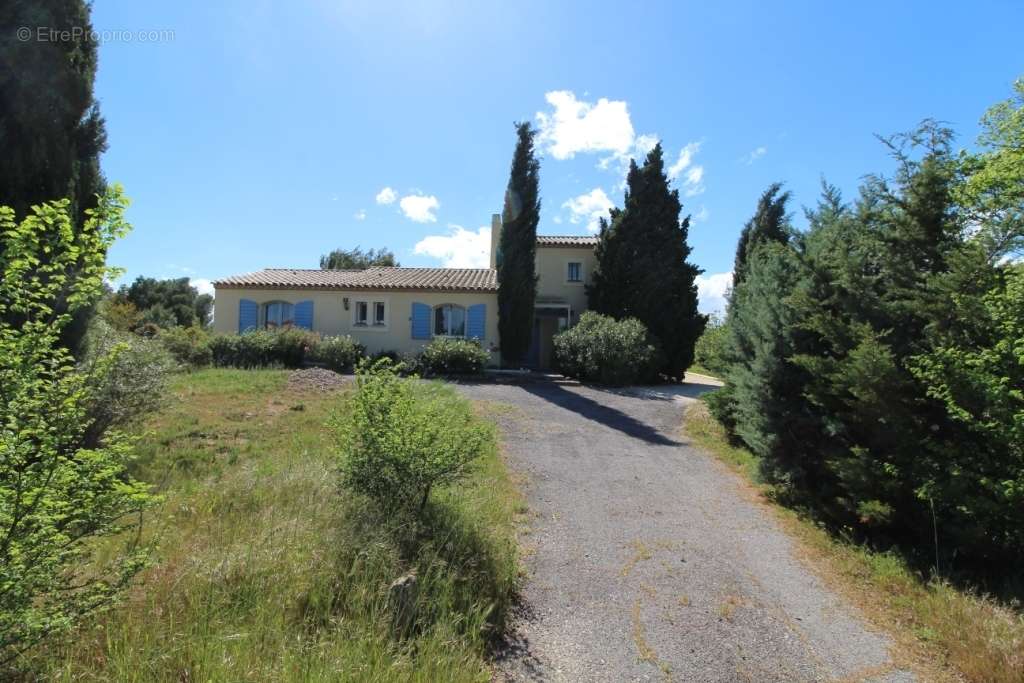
[158,325,213,368]
[332,359,493,512]
[312,335,365,372]
[209,328,319,369]
[553,311,663,386]
[0,190,154,665]
[79,318,175,447]
[418,338,490,376]
[693,316,728,376]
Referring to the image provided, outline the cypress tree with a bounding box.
[732,182,791,290]
[497,122,540,365]
[587,143,705,378]
[1,0,109,352]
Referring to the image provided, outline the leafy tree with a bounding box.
[0,0,109,352]
[497,122,540,365]
[732,183,791,289]
[588,143,706,377]
[119,277,209,329]
[319,246,399,270]
[0,189,153,666]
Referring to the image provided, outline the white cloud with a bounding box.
[695,271,732,316]
[414,224,490,267]
[536,91,635,160]
[668,142,700,180]
[683,166,705,196]
[667,141,706,196]
[745,146,767,165]
[399,194,440,223]
[693,205,710,222]
[353,209,366,221]
[562,188,614,233]
[375,187,397,205]
[190,278,215,297]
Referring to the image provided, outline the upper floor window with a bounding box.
[567,262,582,282]
[434,304,465,337]
[264,301,294,329]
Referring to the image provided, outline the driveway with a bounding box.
[456,376,913,683]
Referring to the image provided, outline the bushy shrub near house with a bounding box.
[553,311,663,386]
[332,359,493,512]
[158,325,213,368]
[311,335,365,372]
[209,329,319,369]
[693,316,728,376]
[418,338,490,376]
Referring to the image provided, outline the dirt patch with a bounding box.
[286,367,350,393]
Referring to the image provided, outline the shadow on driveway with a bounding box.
[519,379,681,447]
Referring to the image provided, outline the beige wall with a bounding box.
[534,246,597,318]
[213,287,500,362]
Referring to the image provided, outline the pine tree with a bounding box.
[497,122,540,365]
[587,144,705,377]
[732,183,791,289]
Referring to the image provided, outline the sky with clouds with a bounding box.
[92,0,1023,314]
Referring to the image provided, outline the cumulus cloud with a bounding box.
[667,142,705,196]
[414,224,490,267]
[695,271,732,316]
[353,209,366,221]
[745,146,767,165]
[562,188,614,232]
[536,91,635,160]
[190,278,215,297]
[399,194,440,223]
[375,187,397,205]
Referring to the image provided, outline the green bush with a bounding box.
[553,311,663,386]
[693,316,728,376]
[311,335,365,372]
[158,325,213,367]
[418,338,490,376]
[332,359,493,512]
[209,328,319,369]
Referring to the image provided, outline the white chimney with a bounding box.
[489,213,502,269]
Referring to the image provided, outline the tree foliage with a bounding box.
[0,189,153,666]
[497,122,540,364]
[732,182,791,289]
[117,277,212,329]
[587,143,706,377]
[319,246,399,270]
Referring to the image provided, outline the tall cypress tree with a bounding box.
[732,182,791,289]
[587,143,706,378]
[1,0,109,352]
[497,122,540,365]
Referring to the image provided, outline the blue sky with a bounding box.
[91,0,1024,313]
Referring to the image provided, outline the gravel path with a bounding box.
[456,377,914,683]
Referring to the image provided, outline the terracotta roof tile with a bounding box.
[536,235,599,247]
[213,267,497,292]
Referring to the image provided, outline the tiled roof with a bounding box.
[213,267,497,292]
[536,235,599,247]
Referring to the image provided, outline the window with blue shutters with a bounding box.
[238,299,258,332]
[467,304,486,340]
[411,302,431,339]
[294,300,314,329]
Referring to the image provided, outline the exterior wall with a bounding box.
[213,287,500,363]
[534,246,597,318]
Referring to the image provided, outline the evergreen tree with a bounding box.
[497,122,540,365]
[732,182,791,289]
[319,246,398,269]
[587,144,705,377]
[1,0,108,352]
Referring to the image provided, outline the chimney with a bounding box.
[489,213,502,269]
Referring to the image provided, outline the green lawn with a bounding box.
[28,369,521,682]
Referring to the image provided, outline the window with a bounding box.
[354,301,368,325]
[373,301,386,326]
[567,262,582,282]
[264,301,294,329]
[434,304,466,337]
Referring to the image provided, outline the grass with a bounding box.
[684,400,1024,683]
[23,368,521,682]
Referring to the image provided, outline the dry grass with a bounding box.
[685,400,1024,683]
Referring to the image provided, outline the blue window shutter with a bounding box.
[294,300,314,329]
[239,299,258,332]
[466,304,486,340]
[411,302,431,339]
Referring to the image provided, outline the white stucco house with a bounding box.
[212,215,598,368]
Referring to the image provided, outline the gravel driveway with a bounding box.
[456,376,914,683]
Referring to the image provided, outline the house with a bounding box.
[212,215,598,368]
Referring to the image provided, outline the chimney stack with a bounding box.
[489,213,502,269]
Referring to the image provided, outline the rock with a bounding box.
[388,571,418,635]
